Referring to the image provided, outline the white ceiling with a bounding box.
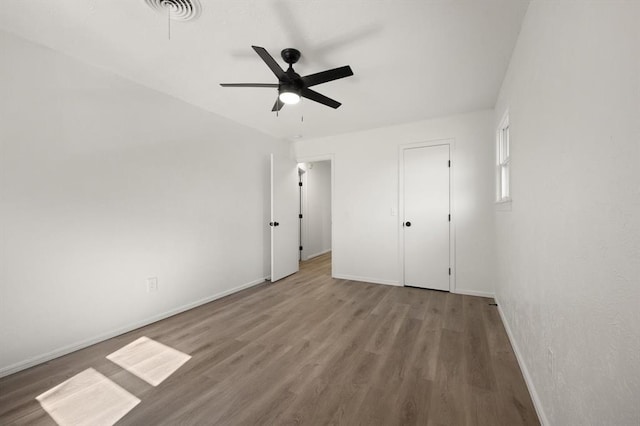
[0,0,529,141]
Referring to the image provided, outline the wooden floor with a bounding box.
[0,253,539,425]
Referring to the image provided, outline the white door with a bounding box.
[270,153,299,282]
[403,145,450,291]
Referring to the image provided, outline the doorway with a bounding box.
[400,142,452,291]
[297,157,333,274]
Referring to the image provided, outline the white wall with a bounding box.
[294,110,496,295]
[301,161,332,260]
[0,31,289,375]
[493,2,640,425]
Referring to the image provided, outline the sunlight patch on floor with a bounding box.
[36,368,140,426]
[106,336,191,386]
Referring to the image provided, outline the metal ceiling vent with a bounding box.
[145,0,202,21]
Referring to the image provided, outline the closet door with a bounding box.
[403,144,450,291]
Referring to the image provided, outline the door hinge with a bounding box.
[448,214,451,221]
[449,268,451,275]
[299,182,303,187]
[448,160,451,167]
[299,246,303,251]
[299,214,303,219]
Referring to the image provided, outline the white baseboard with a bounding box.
[453,288,495,298]
[495,296,549,426]
[333,274,401,286]
[303,248,332,261]
[0,276,268,378]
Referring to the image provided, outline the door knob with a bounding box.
[404,221,412,227]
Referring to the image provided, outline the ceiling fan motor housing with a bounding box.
[280,69,304,94]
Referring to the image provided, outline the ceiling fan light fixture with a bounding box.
[220,46,353,112]
[279,90,301,105]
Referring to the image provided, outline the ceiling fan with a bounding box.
[220,46,354,112]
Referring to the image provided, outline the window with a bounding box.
[497,112,510,202]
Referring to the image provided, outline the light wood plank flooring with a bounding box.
[0,253,539,425]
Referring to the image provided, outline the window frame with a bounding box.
[496,111,511,203]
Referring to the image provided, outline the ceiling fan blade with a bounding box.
[301,88,342,109]
[220,83,278,88]
[302,65,353,87]
[252,46,288,81]
[272,98,285,112]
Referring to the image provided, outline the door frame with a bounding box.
[398,139,456,292]
[297,166,306,261]
[296,153,335,278]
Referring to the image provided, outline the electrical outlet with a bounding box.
[147,277,158,293]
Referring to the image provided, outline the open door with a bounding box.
[270,153,299,282]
